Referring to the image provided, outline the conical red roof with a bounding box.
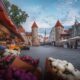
[32,21,38,28]
[55,20,64,28]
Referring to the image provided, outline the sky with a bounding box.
[10,0,80,36]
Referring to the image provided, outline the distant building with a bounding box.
[60,30,70,40]
[26,32,32,46]
[18,25,25,33]
[49,27,55,42]
[68,28,73,38]
[49,19,80,48]
[54,20,64,42]
[49,20,64,44]
[72,20,80,37]
[49,20,70,46]
[38,35,44,43]
[44,36,49,43]
[26,22,40,46]
[67,20,80,49]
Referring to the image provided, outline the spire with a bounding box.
[55,20,64,28]
[44,28,46,37]
[74,18,79,25]
[32,21,38,28]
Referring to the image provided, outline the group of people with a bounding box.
[65,40,78,49]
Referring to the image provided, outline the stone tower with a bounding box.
[54,20,64,42]
[32,21,39,46]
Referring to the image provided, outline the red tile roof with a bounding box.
[32,21,38,28]
[60,34,70,36]
[18,25,25,33]
[55,20,64,28]
[60,30,70,36]
[26,32,32,36]
[64,30,69,33]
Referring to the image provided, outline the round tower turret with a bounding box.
[31,21,39,46]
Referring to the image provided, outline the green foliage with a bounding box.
[3,0,28,26]
[3,0,11,12]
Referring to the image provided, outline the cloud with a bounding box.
[56,0,80,26]
[62,8,80,26]
[21,0,80,35]
[22,5,55,33]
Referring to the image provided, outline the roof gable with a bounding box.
[18,25,25,33]
[55,20,64,28]
[32,21,38,28]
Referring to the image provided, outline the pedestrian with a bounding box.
[74,40,78,49]
[66,42,69,48]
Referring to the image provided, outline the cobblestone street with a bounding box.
[21,46,80,70]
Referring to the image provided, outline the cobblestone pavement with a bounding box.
[21,46,80,70]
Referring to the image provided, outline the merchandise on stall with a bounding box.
[45,57,80,80]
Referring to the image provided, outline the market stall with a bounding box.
[0,50,42,80]
[45,57,80,80]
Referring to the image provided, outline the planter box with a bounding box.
[10,57,34,71]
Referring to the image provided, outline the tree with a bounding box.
[3,0,28,27]
[3,0,11,13]
[9,4,28,26]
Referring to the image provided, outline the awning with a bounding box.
[0,12,18,33]
[69,36,80,40]
[0,0,24,41]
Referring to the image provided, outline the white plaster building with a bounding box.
[49,27,55,42]
[49,20,64,43]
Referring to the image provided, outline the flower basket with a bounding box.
[0,55,40,80]
[45,57,80,80]
[10,57,34,71]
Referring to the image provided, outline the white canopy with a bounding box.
[69,36,80,40]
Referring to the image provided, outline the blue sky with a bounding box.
[10,0,80,36]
